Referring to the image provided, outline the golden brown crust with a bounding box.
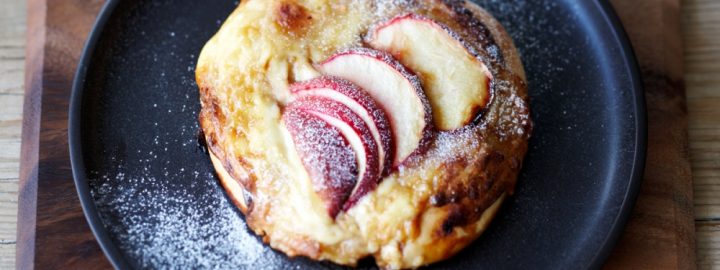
[210,150,508,267]
[275,1,313,34]
[196,0,531,268]
[209,152,248,213]
[464,1,526,81]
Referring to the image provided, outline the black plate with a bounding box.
[70,0,646,269]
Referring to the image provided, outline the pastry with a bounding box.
[196,0,531,268]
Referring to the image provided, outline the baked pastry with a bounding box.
[196,0,531,268]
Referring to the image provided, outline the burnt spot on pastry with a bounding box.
[467,183,480,200]
[438,205,468,236]
[196,128,209,154]
[425,149,518,230]
[439,0,503,66]
[485,151,505,166]
[470,78,495,126]
[276,1,313,33]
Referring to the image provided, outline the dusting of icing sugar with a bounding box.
[282,106,358,216]
[292,95,382,210]
[90,167,287,269]
[366,0,416,19]
[290,76,393,175]
[283,108,358,191]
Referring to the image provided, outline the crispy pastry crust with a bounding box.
[197,0,531,268]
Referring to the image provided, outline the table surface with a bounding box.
[0,0,717,269]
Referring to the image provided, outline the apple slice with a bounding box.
[290,76,393,175]
[282,107,358,218]
[366,13,493,131]
[290,96,381,211]
[316,48,433,167]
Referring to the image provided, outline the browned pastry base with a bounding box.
[211,151,506,267]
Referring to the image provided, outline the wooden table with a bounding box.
[0,0,26,268]
[0,0,717,269]
[684,1,720,268]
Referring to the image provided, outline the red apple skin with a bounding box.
[290,96,381,212]
[290,76,394,176]
[317,48,434,168]
[282,106,357,218]
[366,13,487,64]
[368,12,500,76]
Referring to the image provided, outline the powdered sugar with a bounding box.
[91,166,281,268]
[366,0,416,20]
[282,107,358,217]
[289,94,382,211]
[291,76,394,175]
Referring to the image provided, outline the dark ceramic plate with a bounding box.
[69,0,646,269]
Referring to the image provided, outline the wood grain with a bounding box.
[684,0,720,220]
[16,0,42,267]
[0,0,715,268]
[0,0,25,268]
[696,222,720,268]
[604,0,696,269]
[16,0,112,269]
[683,0,720,269]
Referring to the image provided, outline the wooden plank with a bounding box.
[15,0,45,269]
[0,244,16,270]
[36,0,112,268]
[604,0,696,269]
[696,222,720,269]
[16,0,112,269]
[1,0,29,269]
[683,0,720,226]
[683,1,720,269]
[16,0,41,267]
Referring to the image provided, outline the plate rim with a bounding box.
[69,0,129,269]
[68,0,647,269]
[582,1,646,268]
